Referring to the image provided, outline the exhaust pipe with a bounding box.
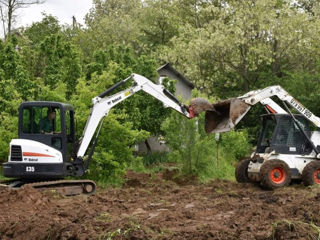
[205,98,251,133]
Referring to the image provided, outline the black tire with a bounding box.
[260,160,291,189]
[302,161,320,186]
[235,159,251,183]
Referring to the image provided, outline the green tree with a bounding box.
[0,37,33,100]
[161,0,320,97]
[138,0,179,51]
[78,0,141,59]
[0,38,22,160]
[24,14,60,43]
[21,16,82,98]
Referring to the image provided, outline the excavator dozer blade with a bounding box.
[205,98,251,133]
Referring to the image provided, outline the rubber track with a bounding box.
[0,179,96,196]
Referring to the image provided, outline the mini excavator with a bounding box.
[1,74,196,195]
[200,85,320,189]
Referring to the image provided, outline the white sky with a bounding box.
[1,0,93,36]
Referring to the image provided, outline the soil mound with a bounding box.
[162,168,198,185]
[271,221,320,240]
[0,185,50,206]
[125,170,152,187]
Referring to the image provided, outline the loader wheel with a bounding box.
[260,160,291,189]
[302,161,320,186]
[235,159,251,183]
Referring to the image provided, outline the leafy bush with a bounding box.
[161,93,252,181]
[220,130,252,159]
[0,114,18,162]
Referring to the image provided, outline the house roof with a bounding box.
[157,63,194,89]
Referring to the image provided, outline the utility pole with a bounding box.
[215,133,220,168]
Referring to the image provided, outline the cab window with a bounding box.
[22,106,61,134]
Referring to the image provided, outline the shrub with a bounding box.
[161,98,251,181]
[220,130,251,159]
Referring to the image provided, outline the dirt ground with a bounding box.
[1,171,320,240]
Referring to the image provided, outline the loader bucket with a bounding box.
[205,98,251,133]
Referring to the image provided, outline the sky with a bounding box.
[1,0,93,36]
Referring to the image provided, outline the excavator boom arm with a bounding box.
[76,74,190,159]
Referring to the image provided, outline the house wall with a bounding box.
[137,136,169,154]
[157,68,192,100]
[175,79,192,100]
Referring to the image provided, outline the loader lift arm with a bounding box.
[73,74,191,175]
[205,85,320,157]
[206,85,320,134]
[239,85,320,127]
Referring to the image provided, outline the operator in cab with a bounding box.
[39,108,56,134]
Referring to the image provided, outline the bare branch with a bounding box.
[0,0,45,36]
[18,0,45,4]
[15,0,45,8]
[0,1,9,7]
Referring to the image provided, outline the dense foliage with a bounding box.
[161,92,251,180]
[2,0,320,183]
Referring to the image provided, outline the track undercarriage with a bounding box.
[0,179,96,196]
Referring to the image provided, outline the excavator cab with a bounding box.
[256,114,312,155]
[18,102,75,159]
[3,101,75,179]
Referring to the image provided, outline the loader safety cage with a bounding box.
[256,114,312,155]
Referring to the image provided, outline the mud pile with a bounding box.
[1,173,320,240]
[189,98,216,116]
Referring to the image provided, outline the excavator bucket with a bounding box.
[205,98,251,133]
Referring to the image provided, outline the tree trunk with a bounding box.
[243,77,249,92]
[7,0,13,36]
[2,0,43,38]
[145,139,152,155]
[0,6,6,36]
